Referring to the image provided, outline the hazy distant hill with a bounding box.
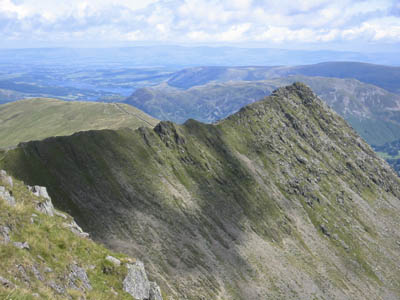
[0,89,24,104]
[166,62,400,94]
[0,98,158,148]
[126,75,400,145]
[3,84,400,299]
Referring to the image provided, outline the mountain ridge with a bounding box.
[0,98,158,148]
[126,75,400,145]
[2,83,400,299]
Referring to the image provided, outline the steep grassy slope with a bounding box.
[126,76,400,145]
[0,98,158,148]
[2,83,400,299]
[0,172,148,299]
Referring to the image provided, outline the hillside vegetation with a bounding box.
[2,83,400,299]
[0,98,158,148]
[0,170,164,299]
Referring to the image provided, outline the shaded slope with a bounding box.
[0,98,158,148]
[126,76,400,145]
[2,83,400,299]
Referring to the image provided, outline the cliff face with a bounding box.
[2,83,400,299]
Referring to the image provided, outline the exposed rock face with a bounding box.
[123,261,151,300]
[29,185,50,199]
[28,185,55,216]
[0,170,13,187]
[0,186,15,206]
[149,281,163,300]
[63,220,89,238]
[68,264,92,291]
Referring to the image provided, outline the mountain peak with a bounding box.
[272,81,318,105]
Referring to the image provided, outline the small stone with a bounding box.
[13,241,30,250]
[44,267,53,273]
[32,265,44,281]
[0,276,15,289]
[320,224,331,237]
[106,255,121,266]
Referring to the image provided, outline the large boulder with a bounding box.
[29,185,55,216]
[123,261,150,300]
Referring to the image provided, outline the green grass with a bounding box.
[0,174,139,299]
[0,98,158,148]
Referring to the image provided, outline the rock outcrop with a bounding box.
[123,261,163,300]
[67,263,92,291]
[29,185,55,216]
[123,261,151,299]
[0,186,15,206]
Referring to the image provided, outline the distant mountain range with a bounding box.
[126,75,400,146]
[2,83,400,299]
[166,62,400,94]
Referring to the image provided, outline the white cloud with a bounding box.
[0,0,399,47]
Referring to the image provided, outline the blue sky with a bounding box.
[1,0,400,51]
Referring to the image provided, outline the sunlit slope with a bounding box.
[0,98,158,148]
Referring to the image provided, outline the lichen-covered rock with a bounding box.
[150,281,163,300]
[123,261,150,300]
[68,263,92,291]
[106,255,121,266]
[0,186,15,206]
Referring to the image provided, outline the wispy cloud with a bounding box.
[0,0,399,48]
